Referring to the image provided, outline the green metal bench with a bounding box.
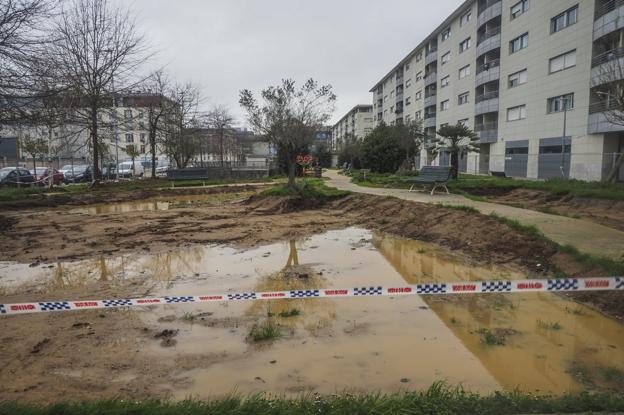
[405,166,452,195]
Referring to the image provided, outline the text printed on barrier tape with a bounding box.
[1,276,622,316]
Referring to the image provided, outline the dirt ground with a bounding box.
[0,185,623,403]
[466,188,624,232]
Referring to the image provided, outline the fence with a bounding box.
[434,152,623,182]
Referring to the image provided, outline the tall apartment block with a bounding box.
[331,105,374,150]
[370,0,624,181]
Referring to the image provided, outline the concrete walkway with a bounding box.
[325,170,624,260]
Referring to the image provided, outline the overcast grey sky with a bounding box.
[118,0,462,126]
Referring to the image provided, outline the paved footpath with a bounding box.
[325,170,624,261]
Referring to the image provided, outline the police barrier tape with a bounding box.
[1,276,623,316]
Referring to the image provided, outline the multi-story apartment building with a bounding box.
[370,0,624,181]
[331,105,374,149]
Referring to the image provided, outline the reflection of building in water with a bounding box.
[373,231,624,394]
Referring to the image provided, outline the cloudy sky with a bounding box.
[117,0,461,126]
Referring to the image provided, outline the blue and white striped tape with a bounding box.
[0,276,622,316]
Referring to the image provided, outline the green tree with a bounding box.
[20,136,48,174]
[313,142,332,168]
[125,144,140,175]
[433,123,479,180]
[360,123,405,173]
[239,79,336,189]
[397,120,423,170]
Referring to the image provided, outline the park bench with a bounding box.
[405,166,452,195]
[490,171,507,178]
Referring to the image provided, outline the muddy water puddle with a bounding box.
[1,227,624,397]
[68,192,251,215]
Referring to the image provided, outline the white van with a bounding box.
[117,161,144,178]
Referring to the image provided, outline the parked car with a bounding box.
[63,165,92,183]
[117,161,144,178]
[155,164,170,176]
[101,163,118,180]
[0,167,36,187]
[30,167,64,186]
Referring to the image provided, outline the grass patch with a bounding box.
[278,308,301,318]
[260,178,350,199]
[476,328,505,346]
[557,244,624,275]
[439,203,479,214]
[181,312,195,322]
[350,169,416,189]
[249,320,281,342]
[489,213,544,239]
[536,206,562,216]
[537,319,563,330]
[3,382,624,414]
[565,306,585,316]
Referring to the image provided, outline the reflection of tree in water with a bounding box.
[246,240,337,335]
[47,256,129,290]
[139,247,205,288]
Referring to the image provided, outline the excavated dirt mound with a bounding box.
[471,188,624,232]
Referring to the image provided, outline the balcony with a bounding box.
[477,0,502,28]
[476,59,500,86]
[477,26,501,46]
[588,100,624,133]
[424,94,437,107]
[424,115,437,128]
[594,0,624,39]
[475,122,498,143]
[590,48,624,87]
[476,30,501,57]
[425,49,438,65]
[396,92,404,102]
[424,72,437,86]
[475,91,499,115]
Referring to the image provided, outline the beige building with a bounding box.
[371,0,624,181]
[331,104,374,149]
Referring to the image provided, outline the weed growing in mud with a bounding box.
[566,306,585,315]
[278,308,301,318]
[489,213,544,239]
[10,381,624,414]
[261,179,349,199]
[249,321,281,342]
[477,328,505,345]
[439,204,479,214]
[417,248,427,254]
[537,319,562,330]
[537,206,562,216]
[377,218,390,225]
[182,313,195,322]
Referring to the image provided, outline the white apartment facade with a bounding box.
[371,0,624,181]
[331,105,374,149]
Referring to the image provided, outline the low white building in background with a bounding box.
[331,105,374,150]
[370,0,624,181]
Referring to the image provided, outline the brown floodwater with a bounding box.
[1,227,623,397]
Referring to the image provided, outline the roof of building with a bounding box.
[333,104,374,128]
[369,0,473,92]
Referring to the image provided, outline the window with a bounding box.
[140,145,146,153]
[415,90,422,100]
[458,92,469,105]
[551,5,578,33]
[441,75,450,88]
[510,33,528,54]
[405,114,412,123]
[390,91,394,98]
[415,71,422,81]
[460,10,471,26]
[441,51,451,65]
[140,133,146,143]
[406,78,412,88]
[406,96,412,106]
[405,63,411,71]
[508,69,528,88]
[138,121,145,129]
[458,118,469,126]
[547,93,574,113]
[390,105,394,113]
[459,65,471,79]
[440,100,450,111]
[384,95,388,103]
[549,50,576,73]
[416,51,423,62]
[459,38,471,53]
[125,133,134,143]
[138,111,144,119]
[124,109,132,119]
[510,0,529,19]
[507,105,527,121]
[442,28,451,41]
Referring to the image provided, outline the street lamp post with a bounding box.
[560,96,568,179]
[112,75,119,181]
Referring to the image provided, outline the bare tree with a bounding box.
[142,70,173,178]
[159,82,202,168]
[51,0,147,181]
[239,79,336,189]
[205,105,234,167]
[593,57,624,182]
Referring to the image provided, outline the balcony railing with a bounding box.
[475,90,499,103]
[592,47,624,67]
[424,112,436,119]
[476,59,500,75]
[474,121,498,132]
[595,0,624,20]
[477,26,501,46]
[478,0,501,14]
[589,100,620,114]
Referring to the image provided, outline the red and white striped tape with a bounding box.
[1,276,622,316]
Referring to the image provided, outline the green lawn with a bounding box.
[347,169,624,201]
[2,383,623,415]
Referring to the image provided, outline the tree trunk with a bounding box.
[150,130,157,179]
[606,153,624,182]
[91,106,100,181]
[219,128,225,167]
[32,156,36,181]
[450,152,459,180]
[287,158,297,189]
